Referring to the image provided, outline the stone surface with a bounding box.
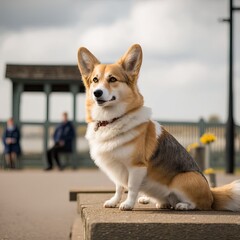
[78,193,240,240]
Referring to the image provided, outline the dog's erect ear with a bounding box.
[117,44,142,79]
[77,47,100,86]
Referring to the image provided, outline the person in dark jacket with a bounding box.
[45,112,75,170]
[2,118,21,168]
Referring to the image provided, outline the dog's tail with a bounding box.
[211,179,240,211]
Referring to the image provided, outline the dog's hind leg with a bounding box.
[169,172,213,211]
[104,184,124,208]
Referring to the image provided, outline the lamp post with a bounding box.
[220,0,240,174]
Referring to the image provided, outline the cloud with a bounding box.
[79,0,228,62]
[0,0,239,123]
[0,0,133,31]
[1,27,80,63]
[78,0,240,122]
[0,0,94,30]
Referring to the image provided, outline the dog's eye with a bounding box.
[92,77,98,83]
[109,77,117,83]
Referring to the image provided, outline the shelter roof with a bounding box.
[5,64,82,81]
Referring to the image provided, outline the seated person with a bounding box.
[2,118,21,169]
[45,112,75,170]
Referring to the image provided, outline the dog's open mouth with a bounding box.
[97,96,116,105]
[96,100,106,105]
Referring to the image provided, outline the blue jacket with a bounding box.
[53,121,75,152]
[2,126,21,155]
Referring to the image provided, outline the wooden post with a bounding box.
[70,84,78,169]
[199,118,205,138]
[12,83,23,125]
[43,84,51,166]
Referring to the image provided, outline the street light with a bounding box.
[220,0,240,174]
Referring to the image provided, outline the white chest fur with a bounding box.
[85,107,152,186]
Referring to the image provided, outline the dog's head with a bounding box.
[77,44,144,122]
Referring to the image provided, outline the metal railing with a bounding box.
[0,120,240,168]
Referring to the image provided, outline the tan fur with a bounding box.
[129,123,148,167]
[170,172,213,210]
[145,121,159,162]
[117,44,143,83]
[85,91,94,123]
[211,183,234,210]
[130,121,158,167]
[147,165,175,186]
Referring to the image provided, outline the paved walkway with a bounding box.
[0,169,113,240]
[0,169,239,240]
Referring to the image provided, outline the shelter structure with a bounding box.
[5,64,85,167]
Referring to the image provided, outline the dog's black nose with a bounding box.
[93,90,103,98]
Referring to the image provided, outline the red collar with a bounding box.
[94,117,120,131]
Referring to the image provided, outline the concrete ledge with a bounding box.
[72,193,240,240]
[69,188,115,201]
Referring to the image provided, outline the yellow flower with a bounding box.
[204,168,215,175]
[186,142,199,152]
[200,132,217,144]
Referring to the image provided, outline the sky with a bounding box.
[0,0,240,124]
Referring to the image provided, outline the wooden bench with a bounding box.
[0,153,21,169]
[59,152,72,168]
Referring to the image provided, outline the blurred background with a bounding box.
[0,0,240,168]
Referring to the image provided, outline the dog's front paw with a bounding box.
[104,199,118,208]
[119,201,134,211]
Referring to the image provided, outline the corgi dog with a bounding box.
[77,44,240,211]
